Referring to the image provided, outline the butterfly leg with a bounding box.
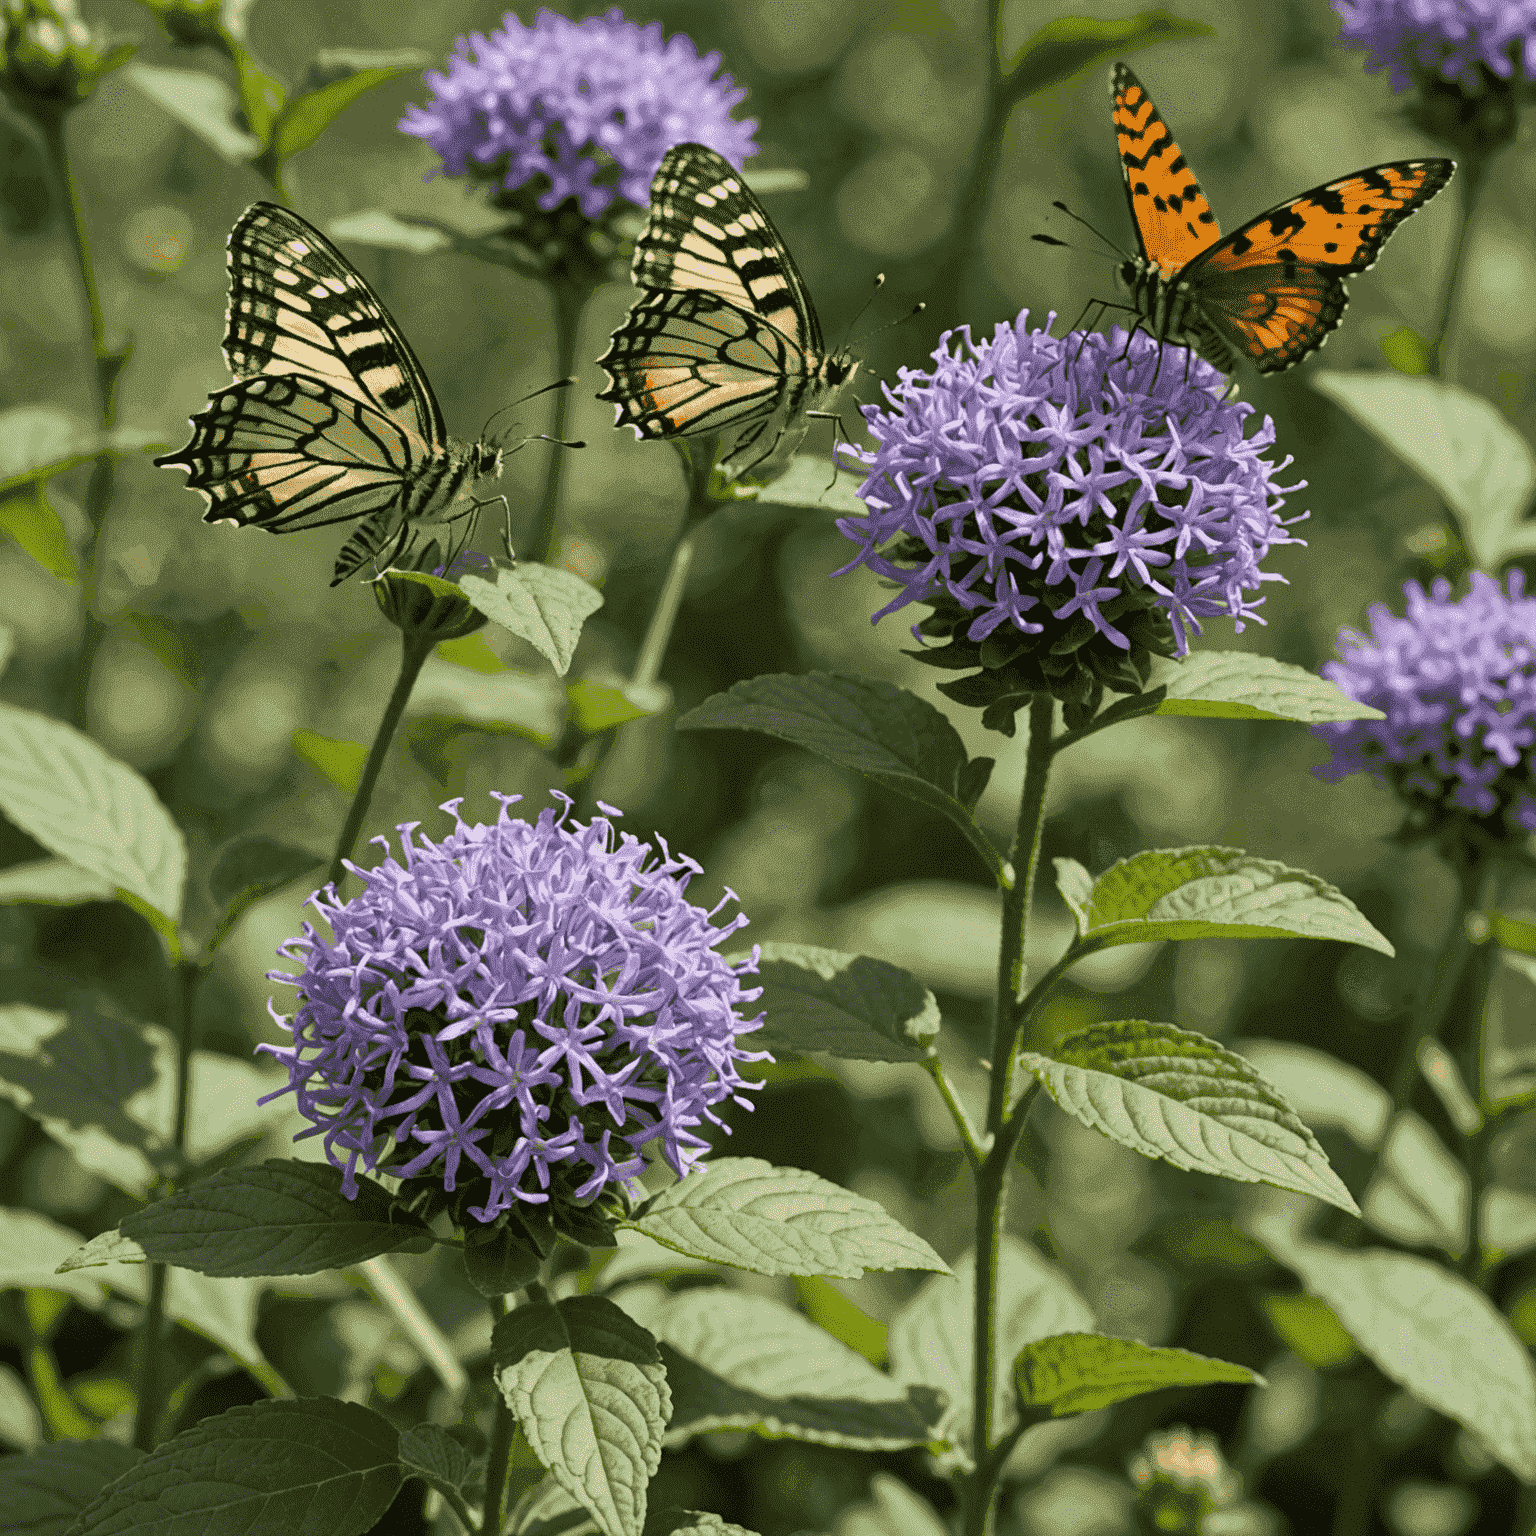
[331,508,403,586]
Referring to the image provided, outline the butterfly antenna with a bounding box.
[837,273,926,353]
[1032,201,1125,263]
[480,376,578,443]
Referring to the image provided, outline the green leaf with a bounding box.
[231,48,287,149]
[0,1439,145,1534]
[459,562,604,676]
[436,632,505,672]
[744,455,867,515]
[824,1475,948,1536]
[398,1422,483,1510]
[613,1285,939,1451]
[123,61,263,161]
[1381,325,1434,375]
[273,48,427,164]
[793,1275,887,1366]
[1059,847,1394,955]
[1013,1332,1260,1417]
[206,835,323,952]
[1261,1292,1358,1368]
[567,679,657,734]
[120,1160,434,1276]
[327,207,456,255]
[735,941,941,1062]
[644,1513,762,1536]
[1491,909,1536,956]
[292,728,368,792]
[0,856,115,906]
[122,612,197,689]
[1310,371,1536,571]
[494,1296,670,1536]
[1001,11,1215,98]
[463,1222,543,1298]
[629,1156,947,1278]
[0,703,185,925]
[888,1236,1094,1465]
[1019,1021,1359,1213]
[1253,1221,1536,1481]
[1149,651,1384,722]
[0,483,75,582]
[677,673,1001,880]
[65,1398,401,1536]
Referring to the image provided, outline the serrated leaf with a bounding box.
[1253,1221,1536,1481]
[888,1236,1093,1465]
[0,857,115,906]
[0,1439,145,1536]
[0,483,76,581]
[629,1157,946,1278]
[745,455,867,515]
[124,61,262,161]
[206,835,322,951]
[464,1222,543,1298]
[0,703,185,924]
[735,942,940,1062]
[65,1397,401,1536]
[292,728,367,792]
[273,48,427,163]
[1311,371,1536,570]
[1014,1332,1259,1417]
[399,1422,482,1507]
[460,563,603,676]
[120,1160,434,1276]
[1002,11,1215,97]
[1148,651,1385,722]
[1019,1021,1359,1213]
[613,1285,938,1450]
[644,1512,761,1536]
[1235,1039,1391,1150]
[509,1472,601,1536]
[677,673,1002,879]
[1059,847,1393,956]
[494,1296,670,1536]
[327,207,456,255]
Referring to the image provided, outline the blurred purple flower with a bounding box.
[834,315,1305,660]
[1313,571,1536,830]
[400,7,758,218]
[1332,0,1536,90]
[259,794,767,1226]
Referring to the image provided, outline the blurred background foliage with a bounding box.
[1,0,1533,1533]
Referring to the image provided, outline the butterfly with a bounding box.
[156,201,505,586]
[597,141,858,481]
[1104,62,1454,374]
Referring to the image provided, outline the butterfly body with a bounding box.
[599,142,856,480]
[157,202,502,584]
[1108,63,1454,374]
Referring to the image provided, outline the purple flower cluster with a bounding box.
[259,795,767,1226]
[834,315,1305,658]
[1313,571,1536,830]
[1332,0,1536,90]
[399,7,759,218]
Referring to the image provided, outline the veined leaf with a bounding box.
[1149,651,1385,722]
[460,562,604,676]
[1013,1333,1259,1417]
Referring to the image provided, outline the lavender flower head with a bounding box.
[1313,571,1536,832]
[834,315,1305,729]
[400,7,758,218]
[259,794,767,1228]
[1332,0,1536,90]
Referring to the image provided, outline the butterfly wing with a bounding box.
[1184,160,1454,372]
[158,373,425,534]
[631,141,825,356]
[1111,62,1221,274]
[223,201,448,450]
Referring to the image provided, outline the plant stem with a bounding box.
[482,1293,519,1535]
[963,694,1055,1536]
[529,281,586,564]
[328,629,435,890]
[1430,151,1485,379]
[37,108,129,730]
[356,1256,468,1398]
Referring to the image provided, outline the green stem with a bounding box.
[481,1294,515,1536]
[529,281,586,564]
[355,1256,467,1398]
[328,629,435,890]
[962,694,1054,1536]
[37,108,129,730]
[1455,860,1500,1285]
[1430,152,1485,379]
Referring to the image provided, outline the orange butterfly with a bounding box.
[1106,62,1454,374]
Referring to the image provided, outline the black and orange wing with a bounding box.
[1187,160,1455,371]
[1111,62,1221,275]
